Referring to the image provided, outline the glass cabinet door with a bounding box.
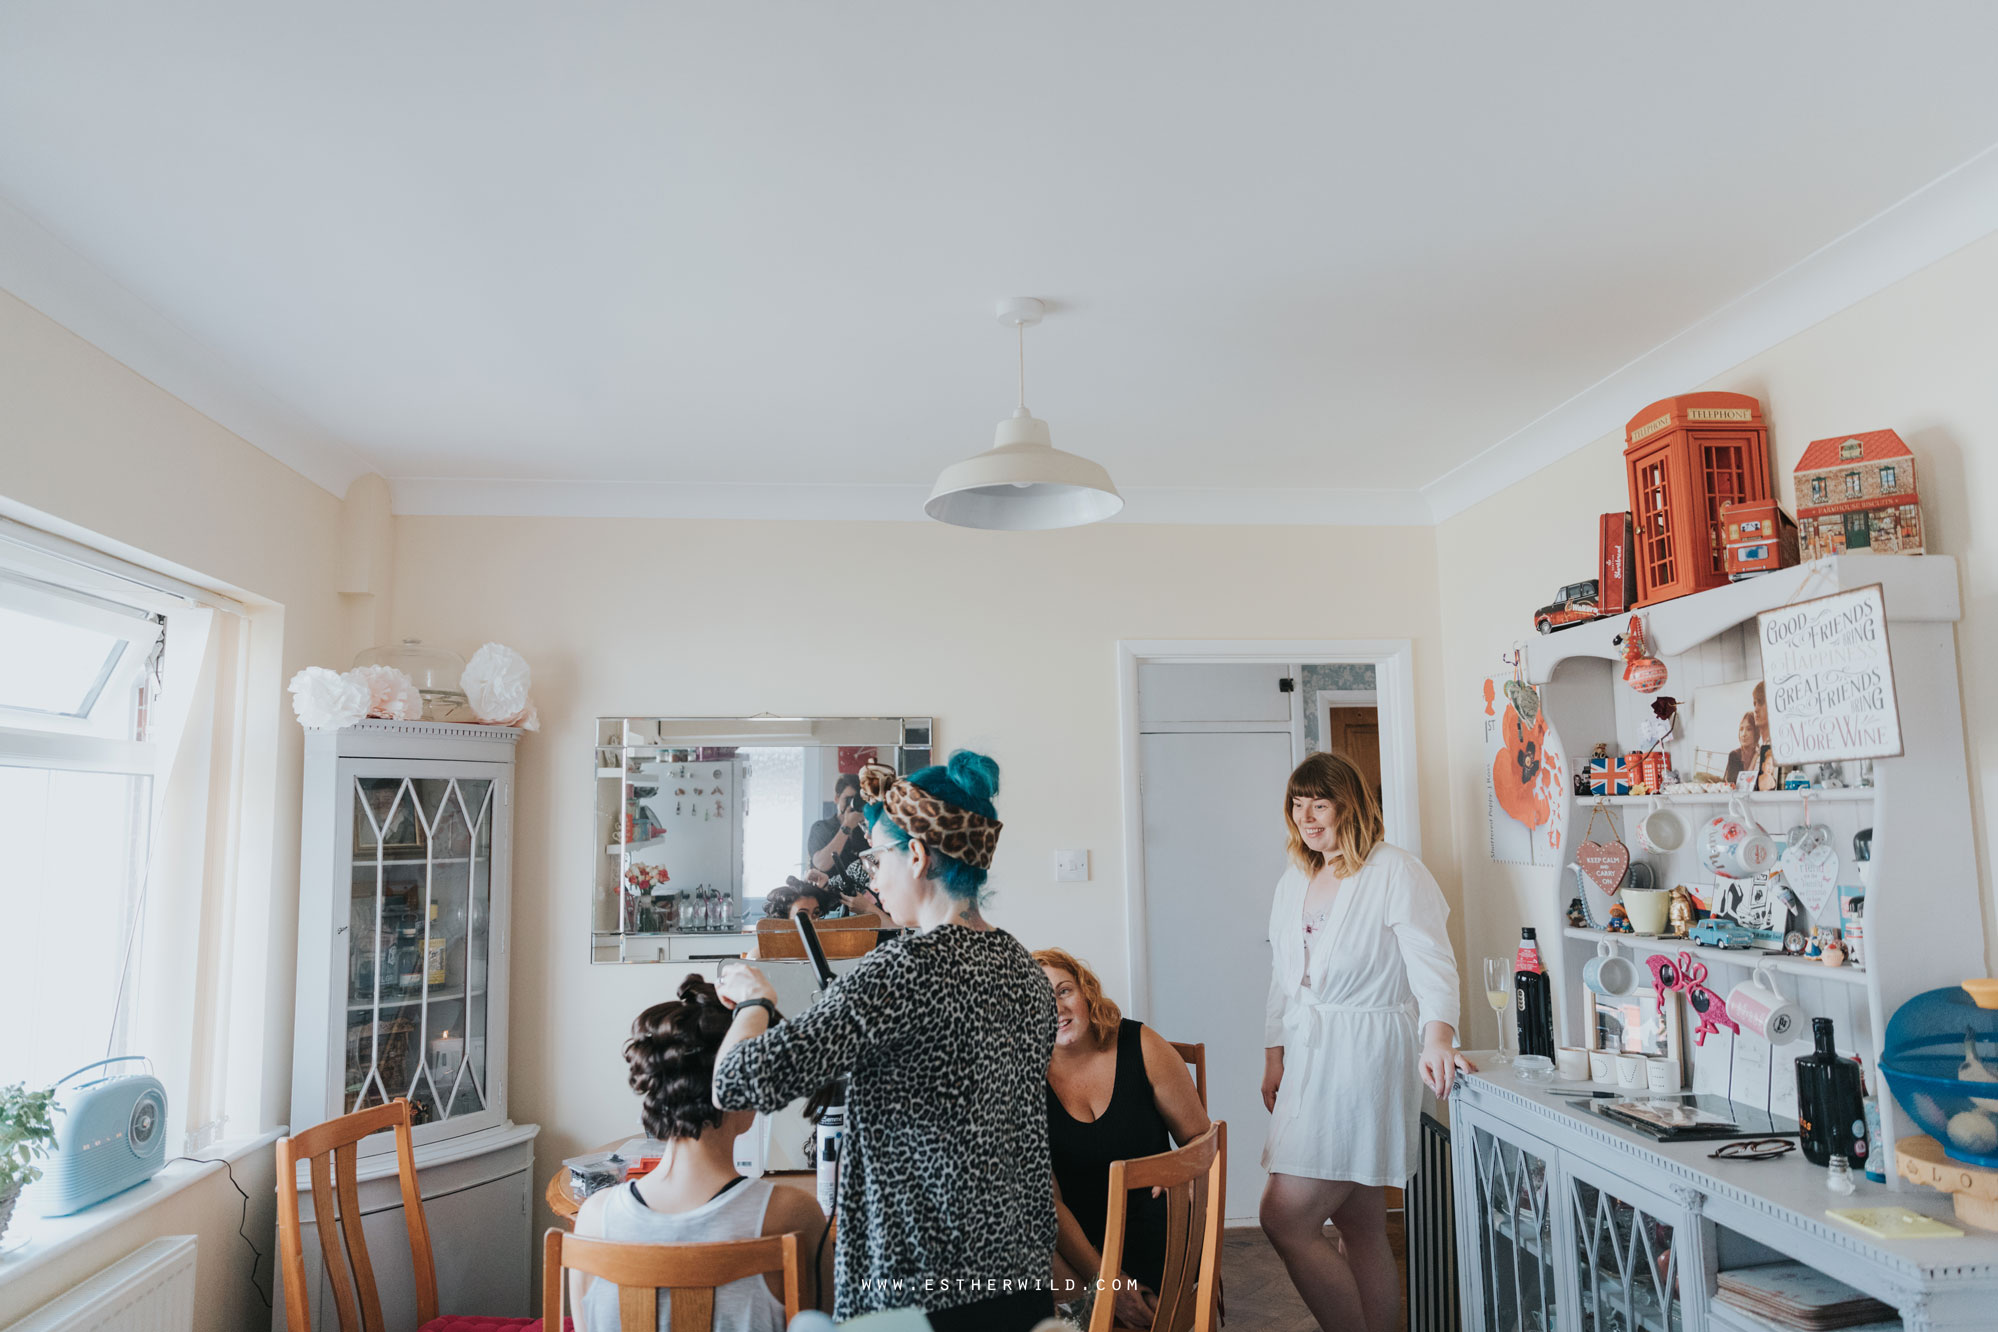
[1469,1124,1559,1332]
[347,772,495,1131]
[1566,1166,1685,1332]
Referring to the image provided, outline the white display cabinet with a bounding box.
[1453,554,1998,1331]
[1456,1064,1998,1332]
[283,720,540,1331]
[1524,554,1980,1181]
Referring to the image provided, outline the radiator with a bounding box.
[5,1235,197,1332]
[1406,1113,1459,1332]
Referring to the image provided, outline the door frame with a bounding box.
[1116,638,1420,1018]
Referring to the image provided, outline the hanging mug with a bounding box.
[1583,939,1640,998]
[1699,797,1778,879]
[1635,800,1688,855]
[1725,962,1805,1044]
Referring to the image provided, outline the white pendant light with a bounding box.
[925,297,1124,530]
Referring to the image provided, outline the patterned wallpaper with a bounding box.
[1301,662,1376,752]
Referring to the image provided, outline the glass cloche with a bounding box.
[353,638,472,722]
[1880,980,1998,1167]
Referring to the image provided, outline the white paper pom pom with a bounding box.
[462,642,536,727]
[289,666,369,731]
[349,665,424,721]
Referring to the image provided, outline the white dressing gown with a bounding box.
[1262,843,1461,1185]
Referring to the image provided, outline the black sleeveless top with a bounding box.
[1046,1019,1171,1293]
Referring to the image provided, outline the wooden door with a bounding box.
[1324,706,1382,799]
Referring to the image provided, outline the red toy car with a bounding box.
[1533,579,1602,634]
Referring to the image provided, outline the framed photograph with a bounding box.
[1691,678,1766,786]
[1588,981,1685,1075]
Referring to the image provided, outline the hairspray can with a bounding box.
[815,1105,844,1214]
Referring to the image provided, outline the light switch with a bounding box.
[1054,849,1091,882]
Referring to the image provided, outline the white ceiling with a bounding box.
[5,3,1998,523]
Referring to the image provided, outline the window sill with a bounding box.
[0,1126,284,1292]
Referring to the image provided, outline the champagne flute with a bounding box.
[1484,957,1514,1065]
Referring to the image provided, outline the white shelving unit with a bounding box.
[282,720,540,1331]
[1454,554,1997,1332]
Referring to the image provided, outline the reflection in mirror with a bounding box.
[592,717,931,964]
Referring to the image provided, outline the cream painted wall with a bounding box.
[389,515,1459,1239]
[1437,230,1998,1049]
[0,288,358,1329]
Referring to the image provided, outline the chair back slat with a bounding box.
[275,1100,440,1332]
[1168,1041,1208,1109]
[308,1152,362,1332]
[333,1142,387,1332]
[393,1111,440,1318]
[543,1228,805,1332]
[1088,1123,1225,1332]
[663,1285,707,1332]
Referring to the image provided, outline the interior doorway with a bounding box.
[1117,640,1419,1223]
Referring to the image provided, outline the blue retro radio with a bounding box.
[36,1057,169,1216]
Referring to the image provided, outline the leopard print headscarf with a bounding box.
[857,762,1003,869]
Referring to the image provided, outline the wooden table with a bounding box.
[545,1140,818,1227]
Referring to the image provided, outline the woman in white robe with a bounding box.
[1259,751,1471,1332]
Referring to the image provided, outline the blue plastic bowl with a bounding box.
[1880,985,1998,1169]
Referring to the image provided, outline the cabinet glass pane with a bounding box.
[1471,1126,1557,1332]
[1570,1177,1683,1332]
[345,774,494,1127]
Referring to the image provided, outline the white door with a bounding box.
[1140,725,1297,1222]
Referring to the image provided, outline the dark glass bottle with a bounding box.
[1515,927,1555,1059]
[1795,1017,1869,1168]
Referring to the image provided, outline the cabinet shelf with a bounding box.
[1587,790,1874,807]
[1561,927,1867,986]
[347,985,488,1013]
[355,856,475,866]
[606,837,666,856]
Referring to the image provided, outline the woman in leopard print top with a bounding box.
[715,752,1057,1330]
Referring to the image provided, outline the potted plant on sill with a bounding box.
[0,1082,58,1242]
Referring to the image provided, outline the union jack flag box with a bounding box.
[1587,755,1634,796]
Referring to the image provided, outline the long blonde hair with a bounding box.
[1285,751,1384,877]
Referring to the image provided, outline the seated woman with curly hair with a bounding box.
[570,975,830,1331]
[1034,948,1209,1327]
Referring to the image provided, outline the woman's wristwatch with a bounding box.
[732,998,781,1024]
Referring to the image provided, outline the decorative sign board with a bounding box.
[1481,675,1566,866]
[1756,583,1903,765]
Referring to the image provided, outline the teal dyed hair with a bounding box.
[865,749,1001,903]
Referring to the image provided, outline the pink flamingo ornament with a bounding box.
[1646,951,1741,1046]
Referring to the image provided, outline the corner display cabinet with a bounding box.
[282,720,540,1331]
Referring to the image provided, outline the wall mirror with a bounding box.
[592,716,931,963]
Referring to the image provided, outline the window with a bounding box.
[0,574,162,1089]
[1810,476,1827,503]
[1845,472,1862,497]
[0,520,259,1169]
[1880,465,1897,491]
[1840,439,1863,460]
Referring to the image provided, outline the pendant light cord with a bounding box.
[1017,319,1027,413]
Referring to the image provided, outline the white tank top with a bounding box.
[582,1176,786,1332]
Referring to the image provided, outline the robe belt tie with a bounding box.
[1282,998,1413,1048]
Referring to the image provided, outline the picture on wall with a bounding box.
[1689,678,1786,790]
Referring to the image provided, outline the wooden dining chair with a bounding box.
[277,1098,539,1332]
[1089,1122,1226,1332]
[542,1226,803,1331]
[1167,1041,1207,1109]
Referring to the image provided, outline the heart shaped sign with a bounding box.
[1576,839,1632,897]
[1781,842,1840,918]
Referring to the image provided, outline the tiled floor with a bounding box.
[1218,1210,1407,1331]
